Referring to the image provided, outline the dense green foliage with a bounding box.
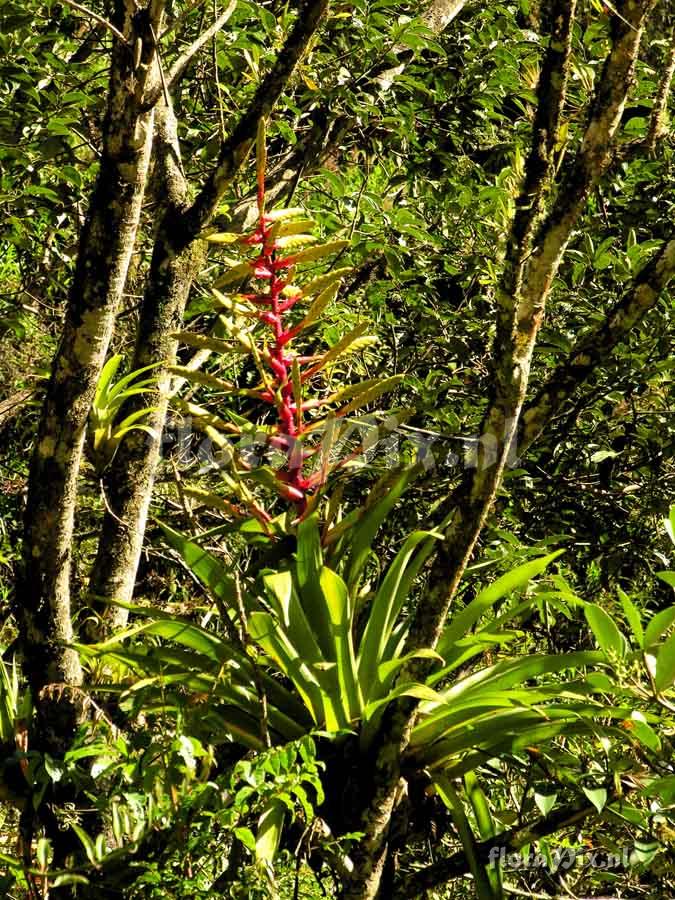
[1,1,674,898]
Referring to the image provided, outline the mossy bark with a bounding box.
[87,101,199,634]
[16,0,162,717]
[86,0,331,633]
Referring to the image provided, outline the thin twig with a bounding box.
[213,0,227,143]
[170,457,195,527]
[160,0,209,39]
[149,23,171,109]
[99,480,128,527]
[167,0,237,90]
[60,0,130,46]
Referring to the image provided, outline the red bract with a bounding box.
[239,171,317,513]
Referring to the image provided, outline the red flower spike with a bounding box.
[229,132,336,515]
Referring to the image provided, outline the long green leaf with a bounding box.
[256,799,285,867]
[158,522,240,610]
[296,514,333,659]
[262,571,326,672]
[439,551,564,658]
[343,464,418,593]
[248,611,330,727]
[585,603,626,658]
[465,772,503,897]
[95,355,123,406]
[655,629,675,692]
[434,776,498,900]
[320,567,362,722]
[357,530,442,697]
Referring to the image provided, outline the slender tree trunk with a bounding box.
[16,0,162,730]
[87,100,198,634]
[86,0,330,634]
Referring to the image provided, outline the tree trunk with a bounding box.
[86,0,330,633]
[16,0,162,730]
[87,100,198,635]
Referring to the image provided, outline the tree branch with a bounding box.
[145,0,237,106]
[395,801,598,897]
[160,0,209,39]
[422,0,470,31]
[646,24,675,152]
[519,235,675,452]
[60,0,130,46]
[341,4,658,896]
[85,1,330,626]
[179,0,330,244]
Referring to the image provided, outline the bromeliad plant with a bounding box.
[80,472,663,765]
[77,484,675,898]
[170,120,402,522]
[77,129,675,892]
[88,354,159,474]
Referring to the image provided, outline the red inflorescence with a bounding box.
[243,177,312,512]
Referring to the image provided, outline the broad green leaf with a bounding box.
[282,239,348,265]
[644,605,675,648]
[263,207,306,222]
[255,799,285,865]
[656,571,675,590]
[205,231,240,244]
[627,711,661,752]
[415,707,603,769]
[619,589,643,646]
[585,604,626,658]
[272,218,316,238]
[582,787,607,813]
[639,775,675,800]
[248,611,328,727]
[105,361,160,404]
[158,522,239,608]
[431,651,606,707]
[303,323,370,377]
[72,824,97,866]
[296,281,340,331]
[534,792,557,816]
[274,233,317,249]
[434,776,500,900]
[665,506,675,546]
[439,551,564,657]
[412,683,597,747]
[376,648,444,688]
[336,375,403,417]
[464,772,503,897]
[358,529,442,696]
[234,827,257,852]
[213,260,251,288]
[296,513,333,659]
[344,464,418,592]
[95,355,122,404]
[262,571,326,673]
[301,266,352,298]
[320,567,362,721]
